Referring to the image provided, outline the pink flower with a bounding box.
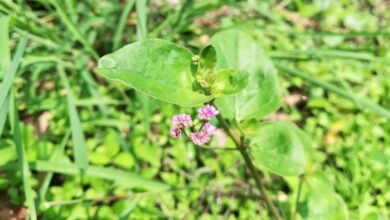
[170,109,219,146]
[198,104,219,121]
[190,132,210,145]
[170,127,182,139]
[203,123,217,136]
[171,114,192,127]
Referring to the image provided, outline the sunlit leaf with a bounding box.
[211,69,249,95]
[212,28,282,121]
[0,140,16,166]
[98,39,212,107]
[300,172,349,220]
[199,45,217,71]
[247,121,307,176]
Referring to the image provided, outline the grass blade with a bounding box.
[119,195,140,220]
[9,94,37,220]
[0,16,10,79]
[136,0,151,131]
[0,34,27,138]
[49,0,99,60]
[113,0,136,50]
[58,65,88,170]
[0,25,32,220]
[0,16,10,137]
[0,93,9,137]
[2,160,170,191]
[275,63,390,119]
[258,27,390,38]
[136,0,147,40]
[29,161,170,191]
[269,49,388,63]
[0,36,27,109]
[80,70,130,152]
[37,130,71,207]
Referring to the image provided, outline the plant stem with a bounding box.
[215,114,282,220]
[293,175,304,220]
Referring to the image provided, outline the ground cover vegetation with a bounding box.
[0,0,389,219]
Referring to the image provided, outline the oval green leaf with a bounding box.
[247,121,307,176]
[301,173,349,220]
[211,29,282,121]
[98,39,212,107]
[199,45,217,71]
[211,69,249,96]
[306,193,349,220]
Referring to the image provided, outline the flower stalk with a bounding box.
[169,103,282,219]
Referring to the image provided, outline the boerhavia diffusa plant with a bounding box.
[98,28,312,219]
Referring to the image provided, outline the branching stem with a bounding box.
[215,114,282,220]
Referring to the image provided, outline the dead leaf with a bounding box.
[284,93,307,106]
[38,111,53,135]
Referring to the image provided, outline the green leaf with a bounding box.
[305,172,334,194]
[196,45,248,96]
[103,130,120,157]
[113,152,135,169]
[0,140,16,166]
[301,173,349,220]
[211,69,249,95]
[89,131,120,166]
[211,28,282,121]
[98,39,212,107]
[247,121,307,176]
[199,45,217,71]
[306,193,349,220]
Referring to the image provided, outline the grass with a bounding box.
[0,16,10,78]
[0,16,10,136]
[0,35,27,111]
[2,160,170,192]
[58,64,89,170]
[10,96,37,220]
[112,0,136,51]
[5,35,35,219]
[275,63,390,119]
[0,1,389,219]
[136,0,151,132]
[48,0,99,60]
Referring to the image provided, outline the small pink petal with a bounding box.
[171,115,181,126]
[198,104,219,121]
[203,123,217,136]
[179,114,192,126]
[171,114,192,127]
[170,127,181,139]
[190,132,210,145]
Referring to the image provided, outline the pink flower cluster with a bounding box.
[169,105,219,146]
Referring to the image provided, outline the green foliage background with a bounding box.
[0,0,389,219]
